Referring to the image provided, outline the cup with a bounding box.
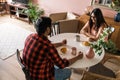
[71,47,77,55]
[76,35,80,42]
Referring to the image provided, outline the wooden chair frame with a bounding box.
[16,49,32,80]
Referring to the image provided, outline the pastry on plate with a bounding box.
[60,47,67,54]
[82,41,90,46]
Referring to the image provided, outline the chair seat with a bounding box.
[81,53,120,80]
[116,70,120,79]
[89,63,116,78]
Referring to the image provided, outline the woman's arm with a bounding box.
[89,24,105,41]
[80,21,90,35]
[80,22,105,41]
[80,22,95,39]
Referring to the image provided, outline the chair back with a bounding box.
[108,26,115,39]
[0,0,7,15]
[59,19,79,33]
[0,0,5,2]
[0,2,5,11]
[49,12,67,23]
[16,49,32,80]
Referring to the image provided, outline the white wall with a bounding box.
[6,0,12,3]
[6,0,92,16]
[39,0,91,16]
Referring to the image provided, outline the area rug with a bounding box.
[0,23,32,60]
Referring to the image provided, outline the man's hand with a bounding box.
[54,39,67,47]
[62,39,67,45]
[69,51,83,65]
[77,51,83,59]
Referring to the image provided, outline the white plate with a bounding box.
[57,45,72,54]
[57,45,80,59]
[57,45,73,59]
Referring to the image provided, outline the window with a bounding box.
[92,0,112,6]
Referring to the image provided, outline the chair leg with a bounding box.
[51,22,60,36]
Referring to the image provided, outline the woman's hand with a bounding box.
[89,38,95,42]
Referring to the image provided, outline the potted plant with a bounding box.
[110,0,120,22]
[90,27,118,56]
[111,0,120,11]
[24,1,44,23]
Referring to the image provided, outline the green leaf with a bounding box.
[90,27,118,56]
[23,2,44,22]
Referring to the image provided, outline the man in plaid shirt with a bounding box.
[22,16,82,80]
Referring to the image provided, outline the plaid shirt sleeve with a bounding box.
[47,43,69,68]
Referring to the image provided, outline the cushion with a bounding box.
[116,70,120,79]
[66,12,77,20]
[83,63,116,80]
[89,63,116,78]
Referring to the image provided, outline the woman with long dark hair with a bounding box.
[80,8,107,41]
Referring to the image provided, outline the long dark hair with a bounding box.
[89,8,107,31]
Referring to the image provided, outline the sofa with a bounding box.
[78,14,120,50]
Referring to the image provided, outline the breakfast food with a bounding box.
[60,47,67,54]
[82,41,90,46]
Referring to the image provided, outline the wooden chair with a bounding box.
[17,49,72,80]
[108,26,115,39]
[16,49,32,80]
[81,53,120,80]
[49,12,80,36]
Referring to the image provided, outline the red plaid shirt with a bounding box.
[23,33,69,80]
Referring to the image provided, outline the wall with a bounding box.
[87,6,117,18]
[6,0,12,3]
[7,0,91,16]
[38,0,91,16]
[6,0,117,18]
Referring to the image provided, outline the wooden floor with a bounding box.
[0,15,34,80]
[0,15,119,80]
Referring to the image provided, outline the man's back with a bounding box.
[23,33,69,80]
